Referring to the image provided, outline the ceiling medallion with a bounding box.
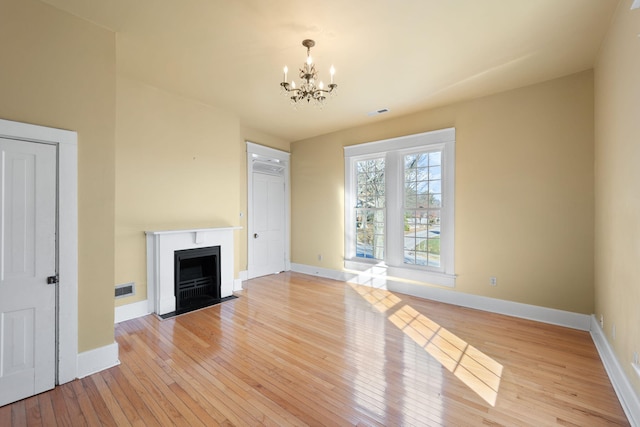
[280,39,337,107]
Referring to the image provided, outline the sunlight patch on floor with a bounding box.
[351,285,402,313]
[351,284,503,406]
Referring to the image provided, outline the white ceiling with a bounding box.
[41,0,619,142]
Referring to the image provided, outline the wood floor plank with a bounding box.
[23,395,43,427]
[10,400,26,426]
[58,382,87,426]
[36,392,58,427]
[103,366,161,426]
[46,384,75,427]
[78,377,118,426]
[89,372,133,427]
[0,272,631,426]
[69,378,101,426]
[0,404,11,426]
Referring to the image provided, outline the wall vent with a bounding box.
[115,282,135,299]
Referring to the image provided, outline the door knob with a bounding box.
[254,233,259,238]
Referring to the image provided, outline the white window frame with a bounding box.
[344,128,456,287]
[352,153,387,260]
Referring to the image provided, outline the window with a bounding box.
[355,157,385,259]
[344,128,455,287]
[404,150,442,267]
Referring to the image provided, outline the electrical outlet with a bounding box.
[633,352,639,365]
[600,314,604,329]
[489,276,497,286]
[318,254,323,261]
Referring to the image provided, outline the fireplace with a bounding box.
[174,246,221,313]
[146,226,241,316]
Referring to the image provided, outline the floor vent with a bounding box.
[115,282,135,299]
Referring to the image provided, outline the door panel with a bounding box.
[0,138,56,406]
[250,172,285,278]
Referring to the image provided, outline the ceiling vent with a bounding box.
[367,108,390,117]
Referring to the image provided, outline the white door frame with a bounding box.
[0,119,78,384]
[246,142,290,278]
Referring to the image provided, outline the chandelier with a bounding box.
[280,39,337,105]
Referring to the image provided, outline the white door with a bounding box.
[250,171,285,278]
[0,138,57,406]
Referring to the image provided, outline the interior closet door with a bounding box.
[0,138,57,406]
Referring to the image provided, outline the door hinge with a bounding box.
[47,275,59,285]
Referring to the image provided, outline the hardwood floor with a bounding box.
[0,272,630,426]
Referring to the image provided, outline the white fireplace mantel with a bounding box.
[146,226,241,315]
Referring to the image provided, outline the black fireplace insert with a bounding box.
[174,246,221,314]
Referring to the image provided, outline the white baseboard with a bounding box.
[290,263,590,331]
[235,270,248,291]
[291,263,351,282]
[114,300,152,323]
[77,341,120,378]
[590,315,640,425]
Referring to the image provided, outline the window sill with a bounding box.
[344,258,456,288]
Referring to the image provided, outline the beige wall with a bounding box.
[115,76,245,305]
[0,0,116,352]
[292,70,595,314]
[594,0,640,393]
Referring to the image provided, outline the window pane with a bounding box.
[415,250,429,266]
[428,238,440,267]
[405,154,417,168]
[405,168,416,182]
[429,166,441,180]
[404,250,415,264]
[405,187,417,208]
[416,153,428,167]
[416,193,429,208]
[417,167,429,181]
[375,188,385,208]
[429,151,441,166]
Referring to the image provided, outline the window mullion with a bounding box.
[385,151,403,266]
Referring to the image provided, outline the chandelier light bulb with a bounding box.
[319,81,324,90]
[330,65,335,84]
[291,81,296,89]
[283,66,288,82]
